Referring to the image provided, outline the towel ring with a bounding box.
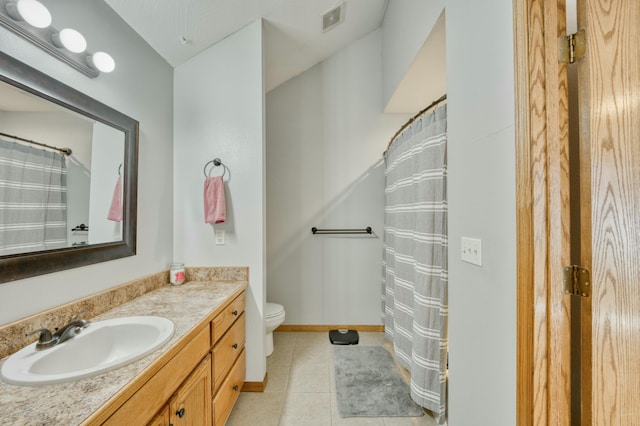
[203,158,227,178]
[118,163,122,176]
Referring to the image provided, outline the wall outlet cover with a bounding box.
[461,236,482,266]
[215,229,225,245]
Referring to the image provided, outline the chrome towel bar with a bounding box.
[311,227,372,235]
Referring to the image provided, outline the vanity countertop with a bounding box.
[0,279,247,425]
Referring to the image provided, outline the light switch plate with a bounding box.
[461,237,482,266]
[215,230,225,245]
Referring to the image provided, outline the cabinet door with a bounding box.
[170,355,212,426]
[147,407,169,426]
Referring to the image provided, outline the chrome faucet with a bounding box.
[54,317,91,344]
[27,313,91,351]
[27,328,57,350]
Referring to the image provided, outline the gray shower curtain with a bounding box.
[382,105,447,421]
[0,139,67,255]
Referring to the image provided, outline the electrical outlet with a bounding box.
[461,237,482,266]
[215,229,225,245]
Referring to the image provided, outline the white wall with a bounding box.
[88,123,125,244]
[446,0,516,424]
[0,0,174,325]
[381,0,446,109]
[173,21,266,382]
[380,0,517,423]
[266,29,411,325]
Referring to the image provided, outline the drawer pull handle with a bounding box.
[233,385,239,391]
[232,309,238,316]
[176,408,185,418]
[232,343,238,349]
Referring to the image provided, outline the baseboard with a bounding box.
[242,372,268,392]
[275,324,384,332]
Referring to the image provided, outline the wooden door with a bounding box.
[516,0,640,424]
[577,0,640,423]
[515,0,573,423]
[170,355,212,426]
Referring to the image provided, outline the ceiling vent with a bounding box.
[321,2,345,32]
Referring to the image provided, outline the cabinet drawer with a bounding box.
[103,325,210,426]
[212,292,245,343]
[212,313,245,393]
[213,349,246,426]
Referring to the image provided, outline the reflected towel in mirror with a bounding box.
[107,176,122,222]
[204,176,225,224]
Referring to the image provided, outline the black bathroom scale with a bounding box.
[329,329,359,345]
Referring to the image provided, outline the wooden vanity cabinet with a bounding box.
[213,313,246,391]
[102,326,210,426]
[212,292,245,342]
[169,355,212,425]
[148,409,169,426]
[213,350,246,426]
[211,292,246,426]
[149,355,211,426]
[97,290,246,426]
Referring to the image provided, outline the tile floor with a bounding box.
[226,331,440,426]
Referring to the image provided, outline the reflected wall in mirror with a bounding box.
[0,51,138,283]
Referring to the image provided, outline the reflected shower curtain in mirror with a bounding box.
[0,139,67,255]
[382,105,448,422]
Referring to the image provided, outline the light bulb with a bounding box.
[5,0,52,28]
[86,51,115,73]
[52,28,87,53]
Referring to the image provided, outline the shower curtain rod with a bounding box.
[383,93,447,156]
[0,131,72,156]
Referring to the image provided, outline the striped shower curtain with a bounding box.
[382,105,448,421]
[0,139,67,255]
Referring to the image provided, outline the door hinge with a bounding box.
[558,29,586,64]
[563,265,591,297]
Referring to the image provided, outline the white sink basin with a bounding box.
[1,316,174,386]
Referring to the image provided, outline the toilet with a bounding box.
[265,302,285,356]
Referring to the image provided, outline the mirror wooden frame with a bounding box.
[0,51,138,284]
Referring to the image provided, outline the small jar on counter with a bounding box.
[170,263,185,285]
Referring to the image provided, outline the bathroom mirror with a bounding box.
[0,51,138,283]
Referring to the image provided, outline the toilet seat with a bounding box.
[266,303,284,319]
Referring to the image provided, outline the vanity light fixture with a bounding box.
[5,0,51,28]
[51,28,86,53]
[0,1,115,78]
[86,51,115,73]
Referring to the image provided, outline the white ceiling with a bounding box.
[384,10,446,113]
[104,0,388,92]
[1,1,445,115]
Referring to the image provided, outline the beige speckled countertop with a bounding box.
[0,279,246,425]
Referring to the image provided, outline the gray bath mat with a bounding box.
[333,345,424,417]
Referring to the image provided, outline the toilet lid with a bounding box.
[266,303,284,319]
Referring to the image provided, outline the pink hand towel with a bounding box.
[204,176,226,224]
[107,176,123,222]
